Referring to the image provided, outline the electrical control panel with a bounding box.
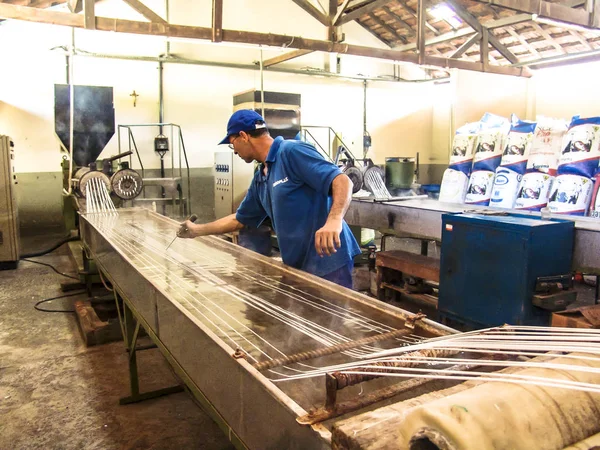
[214,152,255,220]
[0,136,20,269]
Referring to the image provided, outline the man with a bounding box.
[177,109,360,288]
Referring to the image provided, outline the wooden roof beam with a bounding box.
[368,13,407,44]
[67,0,81,13]
[469,0,593,29]
[530,21,566,53]
[368,11,407,44]
[262,49,314,67]
[506,27,541,58]
[339,0,392,25]
[333,0,351,25]
[381,5,415,36]
[212,0,222,42]
[0,3,532,77]
[291,0,329,26]
[395,0,440,35]
[121,0,166,23]
[83,0,93,29]
[451,32,481,58]
[447,0,519,63]
[356,19,394,47]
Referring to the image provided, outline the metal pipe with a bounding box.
[65,49,448,84]
[67,27,75,195]
[165,0,170,57]
[158,61,164,134]
[363,79,368,157]
[259,47,265,118]
[253,328,412,372]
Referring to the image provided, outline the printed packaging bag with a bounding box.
[448,122,480,176]
[490,167,523,209]
[558,116,600,178]
[465,170,495,205]
[472,113,510,172]
[439,168,469,203]
[514,172,555,211]
[499,118,537,175]
[527,117,568,175]
[548,174,594,216]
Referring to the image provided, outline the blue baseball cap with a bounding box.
[219,109,267,145]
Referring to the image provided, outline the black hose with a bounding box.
[22,258,79,280]
[21,235,79,259]
[34,290,85,313]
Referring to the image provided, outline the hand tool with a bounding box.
[166,214,197,250]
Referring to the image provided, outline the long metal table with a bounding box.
[80,208,454,450]
[346,198,600,272]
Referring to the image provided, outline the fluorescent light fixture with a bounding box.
[428,3,462,29]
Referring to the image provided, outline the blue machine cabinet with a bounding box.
[438,213,574,329]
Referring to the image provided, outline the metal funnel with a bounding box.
[54,84,115,168]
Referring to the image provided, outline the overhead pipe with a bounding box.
[61,48,449,84]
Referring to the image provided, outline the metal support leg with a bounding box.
[420,240,428,256]
[596,275,599,305]
[119,301,184,405]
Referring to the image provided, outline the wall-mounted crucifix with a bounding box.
[130,90,139,107]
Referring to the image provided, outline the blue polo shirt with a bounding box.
[235,136,360,277]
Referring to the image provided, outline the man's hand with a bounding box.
[177,220,200,239]
[315,218,343,256]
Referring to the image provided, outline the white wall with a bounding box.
[531,61,600,121]
[3,0,600,176]
[0,0,437,174]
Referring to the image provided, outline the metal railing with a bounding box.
[117,123,191,217]
[300,125,361,165]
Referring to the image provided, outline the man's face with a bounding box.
[229,132,254,163]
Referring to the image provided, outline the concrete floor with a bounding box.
[0,233,235,450]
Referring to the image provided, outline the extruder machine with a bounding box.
[55,84,144,228]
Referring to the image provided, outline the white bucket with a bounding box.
[514,172,555,211]
[439,168,469,203]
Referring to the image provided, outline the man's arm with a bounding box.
[178,213,244,238]
[315,173,353,257]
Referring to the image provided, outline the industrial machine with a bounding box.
[219,91,301,214]
[233,89,301,140]
[79,208,600,449]
[79,208,454,449]
[213,151,255,220]
[0,135,20,269]
[56,84,145,226]
[116,123,191,218]
[438,212,575,329]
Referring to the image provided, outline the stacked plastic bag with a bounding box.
[464,114,511,206]
[438,122,479,203]
[489,117,537,209]
[514,117,568,211]
[439,113,600,218]
[548,116,600,216]
[440,113,510,205]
